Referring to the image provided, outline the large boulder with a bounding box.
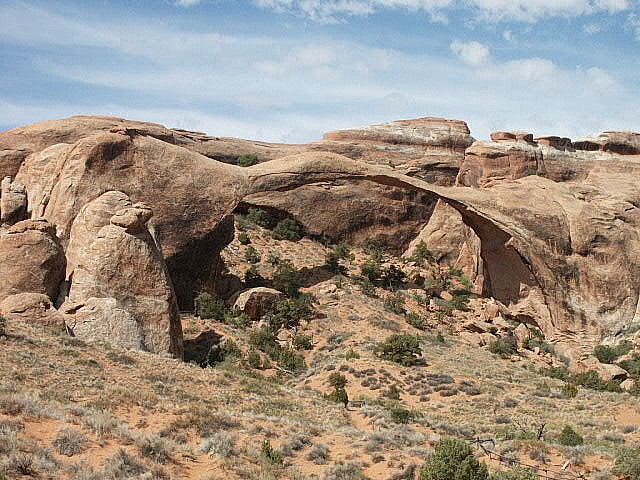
[1,176,27,224]
[231,287,285,321]
[62,192,182,357]
[0,219,65,302]
[0,293,64,327]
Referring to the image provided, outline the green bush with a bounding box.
[263,295,315,331]
[277,348,306,372]
[541,366,569,380]
[237,153,259,167]
[246,350,263,369]
[261,440,283,466]
[614,446,640,479]
[271,258,301,296]
[271,218,305,241]
[244,265,265,288]
[561,383,579,398]
[523,337,555,356]
[384,292,406,315]
[194,292,229,320]
[244,246,261,264]
[490,467,536,480]
[594,342,633,364]
[619,353,640,376]
[420,438,489,480]
[237,232,251,245]
[345,349,360,361]
[325,243,354,273]
[247,208,277,229]
[390,407,414,424]
[248,327,306,372]
[325,373,349,407]
[0,316,6,336]
[375,334,422,366]
[411,240,435,266]
[488,335,518,358]
[570,370,623,393]
[557,425,583,446]
[293,334,313,350]
[405,313,428,330]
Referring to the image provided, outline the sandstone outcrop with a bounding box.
[1,176,27,224]
[231,287,285,321]
[2,115,640,359]
[0,219,65,302]
[0,293,64,327]
[63,192,182,357]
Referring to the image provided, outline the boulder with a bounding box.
[0,219,65,302]
[0,293,64,326]
[513,323,532,346]
[571,357,629,382]
[490,131,534,143]
[232,287,285,321]
[1,176,27,224]
[621,378,636,392]
[63,192,182,357]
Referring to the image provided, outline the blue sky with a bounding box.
[1,0,639,142]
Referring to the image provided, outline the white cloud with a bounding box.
[253,0,635,23]
[629,13,640,39]
[173,0,203,6]
[502,30,515,41]
[450,40,491,65]
[583,23,602,33]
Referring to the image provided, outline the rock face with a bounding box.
[2,115,640,359]
[1,176,27,224]
[231,287,285,321]
[0,219,65,302]
[63,192,182,357]
[0,293,64,326]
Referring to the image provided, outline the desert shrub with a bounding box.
[261,439,283,466]
[137,434,171,464]
[278,348,306,372]
[390,407,415,424]
[325,243,354,273]
[237,232,251,244]
[489,335,518,358]
[280,434,312,456]
[325,373,349,406]
[53,428,88,456]
[271,258,301,296]
[375,334,422,366]
[384,292,407,315]
[357,277,377,297]
[103,449,146,478]
[570,370,623,392]
[244,264,265,287]
[361,256,383,283]
[405,313,428,330]
[561,383,579,398]
[223,311,252,329]
[271,218,305,241]
[293,334,313,350]
[263,295,315,330]
[614,446,640,479]
[557,425,583,446]
[345,349,360,361]
[361,238,385,254]
[308,443,330,464]
[4,453,36,476]
[410,240,435,266]
[323,462,367,479]
[246,349,263,368]
[593,342,633,364]
[523,337,555,355]
[199,431,237,457]
[0,316,6,336]
[491,467,536,480]
[194,292,228,320]
[541,366,569,380]
[619,353,640,376]
[237,153,259,167]
[244,246,261,264]
[420,437,489,480]
[246,207,277,228]
[249,327,280,357]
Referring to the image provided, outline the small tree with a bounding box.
[557,425,583,446]
[375,334,422,366]
[194,292,228,320]
[0,316,6,336]
[271,218,305,241]
[326,373,349,407]
[272,258,301,296]
[244,246,261,264]
[237,154,259,167]
[325,243,354,273]
[420,438,489,480]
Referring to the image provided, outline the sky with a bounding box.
[0,0,639,143]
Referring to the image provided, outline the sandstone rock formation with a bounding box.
[1,176,27,224]
[0,219,65,302]
[0,292,64,327]
[2,115,640,362]
[62,192,182,357]
[231,287,285,321]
